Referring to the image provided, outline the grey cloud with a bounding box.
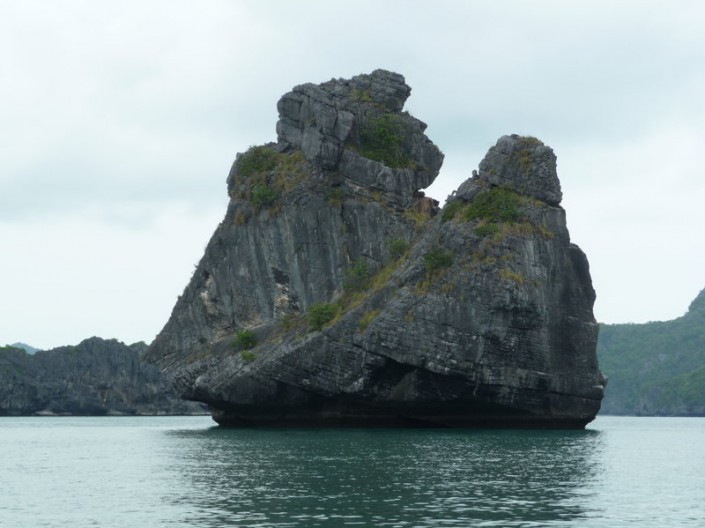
[2,0,705,347]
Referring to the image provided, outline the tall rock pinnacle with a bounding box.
[145,70,604,428]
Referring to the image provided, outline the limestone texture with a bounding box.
[0,337,204,416]
[145,70,605,428]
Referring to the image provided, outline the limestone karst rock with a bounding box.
[145,69,605,428]
[0,337,204,416]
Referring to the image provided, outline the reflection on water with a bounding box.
[3,417,704,526]
[164,427,604,527]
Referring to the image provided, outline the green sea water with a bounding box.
[1,415,704,527]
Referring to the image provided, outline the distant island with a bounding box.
[8,342,39,354]
[5,72,701,423]
[0,337,205,416]
[5,285,702,418]
[597,288,705,416]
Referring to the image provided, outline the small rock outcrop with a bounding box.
[0,337,204,416]
[145,70,605,428]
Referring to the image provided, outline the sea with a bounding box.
[1,415,703,527]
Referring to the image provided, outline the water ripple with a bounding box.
[2,416,705,526]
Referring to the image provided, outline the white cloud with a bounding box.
[561,122,705,323]
[1,0,704,347]
[0,203,223,350]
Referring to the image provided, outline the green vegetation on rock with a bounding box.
[344,259,371,292]
[440,199,464,223]
[251,185,277,208]
[358,309,381,332]
[424,247,454,272]
[441,187,530,235]
[499,267,526,285]
[146,73,602,427]
[234,146,308,210]
[240,350,257,363]
[440,186,547,242]
[403,209,431,228]
[308,303,339,331]
[414,247,454,295]
[473,222,500,237]
[350,88,373,103]
[358,114,411,168]
[388,238,410,259]
[232,330,257,351]
[238,145,280,178]
[464,186,524,224]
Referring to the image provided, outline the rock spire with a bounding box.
[145,70,604,428]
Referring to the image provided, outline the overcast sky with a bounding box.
[2,0,704,350]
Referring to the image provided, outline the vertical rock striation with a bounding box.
[145,70,605,428]
[0,337,204,416]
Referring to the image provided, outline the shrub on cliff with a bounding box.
[441,199,465,222]
[424,248,454,272]
[308,303,339,331]
[388,238,409,259]
[251,185,277,208]
[232,330,257,351]
[343,259,371,292]
[358,114,411,168]
[238,146,279,178]
[463,187,524,224]
[240,350,256,363]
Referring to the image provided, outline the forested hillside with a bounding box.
[597,289,705,415]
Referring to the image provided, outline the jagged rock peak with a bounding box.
[146,71,603,429]
[278,70,411,142]
[471,134,562,206]
[318,69,411,112]
[0,337,204,416]
[272,69,443,198]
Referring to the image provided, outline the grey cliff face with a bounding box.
[0,337,204,416]
[476,134,562,206]
[146,70,605,428]
[272,69,441,205]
